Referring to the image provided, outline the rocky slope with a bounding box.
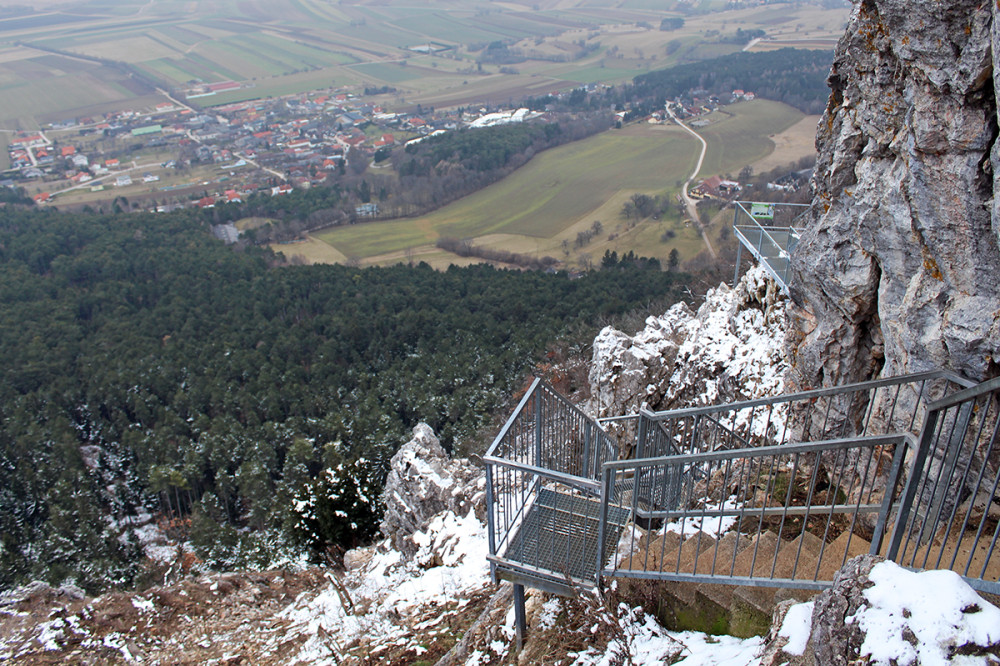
[787,0,1000,389]
[590,264,787,419]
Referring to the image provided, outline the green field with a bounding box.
[314,99,804,268]
[0,1,848,127]
[315,122,700,261]
[695,99,806,178]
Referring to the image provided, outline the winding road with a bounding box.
[666,104,717,259]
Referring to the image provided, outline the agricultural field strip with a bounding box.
[316,126,700,258]
[316,100,803,264]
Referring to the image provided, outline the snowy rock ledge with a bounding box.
[379,423,485,556]
[589,264,787,419]
[762,555,1000,666]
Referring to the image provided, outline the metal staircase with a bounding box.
[731,201,808,295]
[485,371,1000,642]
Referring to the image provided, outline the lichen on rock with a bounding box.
[787,0,1000,390]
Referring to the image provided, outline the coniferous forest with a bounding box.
[0,207,685,592]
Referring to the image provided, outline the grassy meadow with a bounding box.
[313,99,807,270]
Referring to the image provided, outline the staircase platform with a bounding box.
[500,488,630,588]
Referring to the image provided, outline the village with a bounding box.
[1,86,553,213]
[2,81,803,215]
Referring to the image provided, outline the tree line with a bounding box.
[0,206,686,592]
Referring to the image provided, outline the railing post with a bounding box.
[870,436,910,556]
[486,461,497,583]
[596,467,614,584]
[583,422,592,480]
[636,414,647,459]
[885,410,940,560]
[513,583,526,649]
[535,388,543,470]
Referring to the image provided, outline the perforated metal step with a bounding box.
[502,488,631,586]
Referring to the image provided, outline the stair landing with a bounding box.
[501,488,630,588]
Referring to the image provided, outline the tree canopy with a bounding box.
[0,206,685,591]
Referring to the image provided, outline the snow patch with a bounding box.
[851,561,1000,665]
[778,601,813,656]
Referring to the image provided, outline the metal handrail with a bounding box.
[487,370,998,599]
[640,370,972,422]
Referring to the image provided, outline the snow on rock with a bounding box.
[791,554,1000,665]
[589,264,787,420]
[855,562,1000,665]
[277,509,491,664]
[380,422,485,556]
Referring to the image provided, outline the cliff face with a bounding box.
[787,0,1000,388]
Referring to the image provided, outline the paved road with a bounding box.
[666,104,717,259]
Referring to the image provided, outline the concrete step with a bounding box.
[814,529,872,580]
[696,533,756,611]
[732,532,826,616]
[661,535,718,605]
[892,529,1000,582]
[620,530,681,572]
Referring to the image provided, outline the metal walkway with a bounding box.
[502,488,630,590]
[486,371,1000,642]
[731,201,808,294]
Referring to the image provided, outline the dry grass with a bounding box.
[750,114,820,173]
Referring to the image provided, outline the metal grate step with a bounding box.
[502,487,631,586]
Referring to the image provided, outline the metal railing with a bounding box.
[485,379,619,590]
[601,434,913,588]
[886,376,1000,596]
[486,371,999,598]
[636,371,971,459]
[732,201,809,294]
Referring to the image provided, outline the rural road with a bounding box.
[666,104,717,259]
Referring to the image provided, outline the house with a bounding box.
[33,192,51,204]
[105,158,120,168]
[61,146,76,157]
[115,175,132,187]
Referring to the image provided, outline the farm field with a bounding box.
[0,0,848,129]
[313,99,806,269]
[694,100,806,179]
[750,114,821,173]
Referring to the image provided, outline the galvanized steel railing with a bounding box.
[485,378,619,590]
[886,376,1000,596]
[486,371,1000,598]
[732,201,809,294]
[602,433,913,588]
[637,371,971,457]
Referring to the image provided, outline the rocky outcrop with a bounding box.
[759,555,1000,665]
[787,0,1000,389]
[589,264,787,419]
[380,423,485,556]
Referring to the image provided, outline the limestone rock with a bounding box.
[0,581,86,608]
[793,554,1000,664]
[589,264,787,420]
[380,423,484,556]
[787,0,1000,390]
